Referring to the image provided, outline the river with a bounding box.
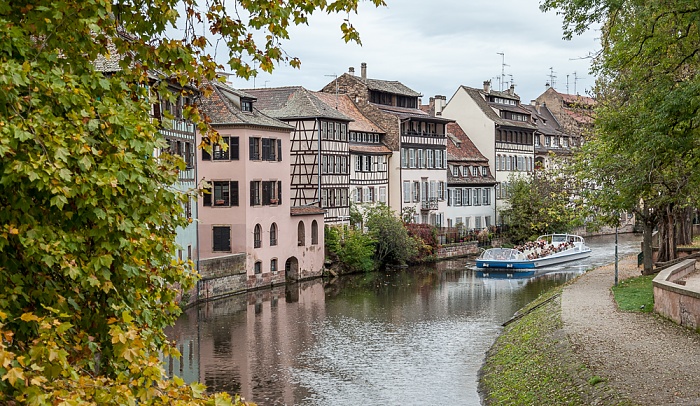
[165,233,642,405]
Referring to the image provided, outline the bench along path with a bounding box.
[561,255,700,405]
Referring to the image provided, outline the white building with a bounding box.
[442,81,536,224]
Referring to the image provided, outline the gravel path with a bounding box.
[561,256,700,405]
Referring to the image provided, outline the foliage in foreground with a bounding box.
[0,0,384,403]
[542,0,700,271]
[480,288,632,405]
[611,275,655,313]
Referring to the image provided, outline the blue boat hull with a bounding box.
[476,249,591,269]
[475,260,536,269]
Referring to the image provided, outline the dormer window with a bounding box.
[241,99,253,112]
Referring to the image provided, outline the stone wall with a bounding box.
[653,259,700,331]
[437,242,479,259]
[189,254,247,304]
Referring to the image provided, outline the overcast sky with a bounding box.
[218,0,600,104]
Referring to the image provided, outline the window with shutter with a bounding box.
[231,137,239,160]
[262,181,270,205]
[230,181,238,206]
[212,226,231,252]
[249,137,260,160]
[277,139,282,161]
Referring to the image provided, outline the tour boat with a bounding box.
[475,234,591,269]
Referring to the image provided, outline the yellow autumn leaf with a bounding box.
[8,228,18,235]
[2,367,25,386]
[20,313,41,322]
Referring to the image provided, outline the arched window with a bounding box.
[270,223,278,246]
[311,220,319,245]
[254,224,262,248]
[297,221,305,246]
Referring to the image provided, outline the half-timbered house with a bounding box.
[197,82,325,288]
[321,64,452,226]
[313,92,391,215]
[442,81,536,225]
[244,87,352,225]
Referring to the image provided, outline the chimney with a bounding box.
[349,67,355,76]
[361,62,367,81]
[483,80,491,93]
[508,84,515,95]
[429,97,435,116]
[435,95,446,116]
[531,100,541,114]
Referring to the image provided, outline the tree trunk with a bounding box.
[676,207,693,246]
[657,204,677,263]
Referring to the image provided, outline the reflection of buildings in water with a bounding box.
[164,279,327,405]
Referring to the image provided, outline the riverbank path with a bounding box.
[561,255,700,405]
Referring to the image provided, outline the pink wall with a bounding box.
[198,126,325,288]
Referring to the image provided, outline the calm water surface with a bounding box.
[166,233,641,405]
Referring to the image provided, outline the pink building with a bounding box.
[197,82,325,289]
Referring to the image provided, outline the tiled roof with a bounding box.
[93,42,124,73]
[313,92,385,133]
[290,206,325,216]
[243,87,352,121]
[349,144,392,155]
[460,86,536,129]
[198,82,292,130]
[338,73,422,97]
[558,91,596,107]
[445,122,488,163]
[522,104,561,136]
[365,78,422,97]
[447,171,497,186]
[564,108,594,125]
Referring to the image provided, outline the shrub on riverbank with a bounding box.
[325,226,376,273]
[480,287,633,405]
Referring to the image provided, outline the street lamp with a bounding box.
[614,212,619,286]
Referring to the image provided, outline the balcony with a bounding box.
[420,198,438,211]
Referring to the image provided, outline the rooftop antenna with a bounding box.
[264,80,269,88]
[566,74,570,94]
[325,74,339,108]
[548,67,557,90]
[573,71,581,94]
[508,74,515,89]
[497,52,509,91]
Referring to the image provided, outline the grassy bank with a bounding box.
[611,274,655,313]
[479,286,633,405]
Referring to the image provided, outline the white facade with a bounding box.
[442,84,535,224]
